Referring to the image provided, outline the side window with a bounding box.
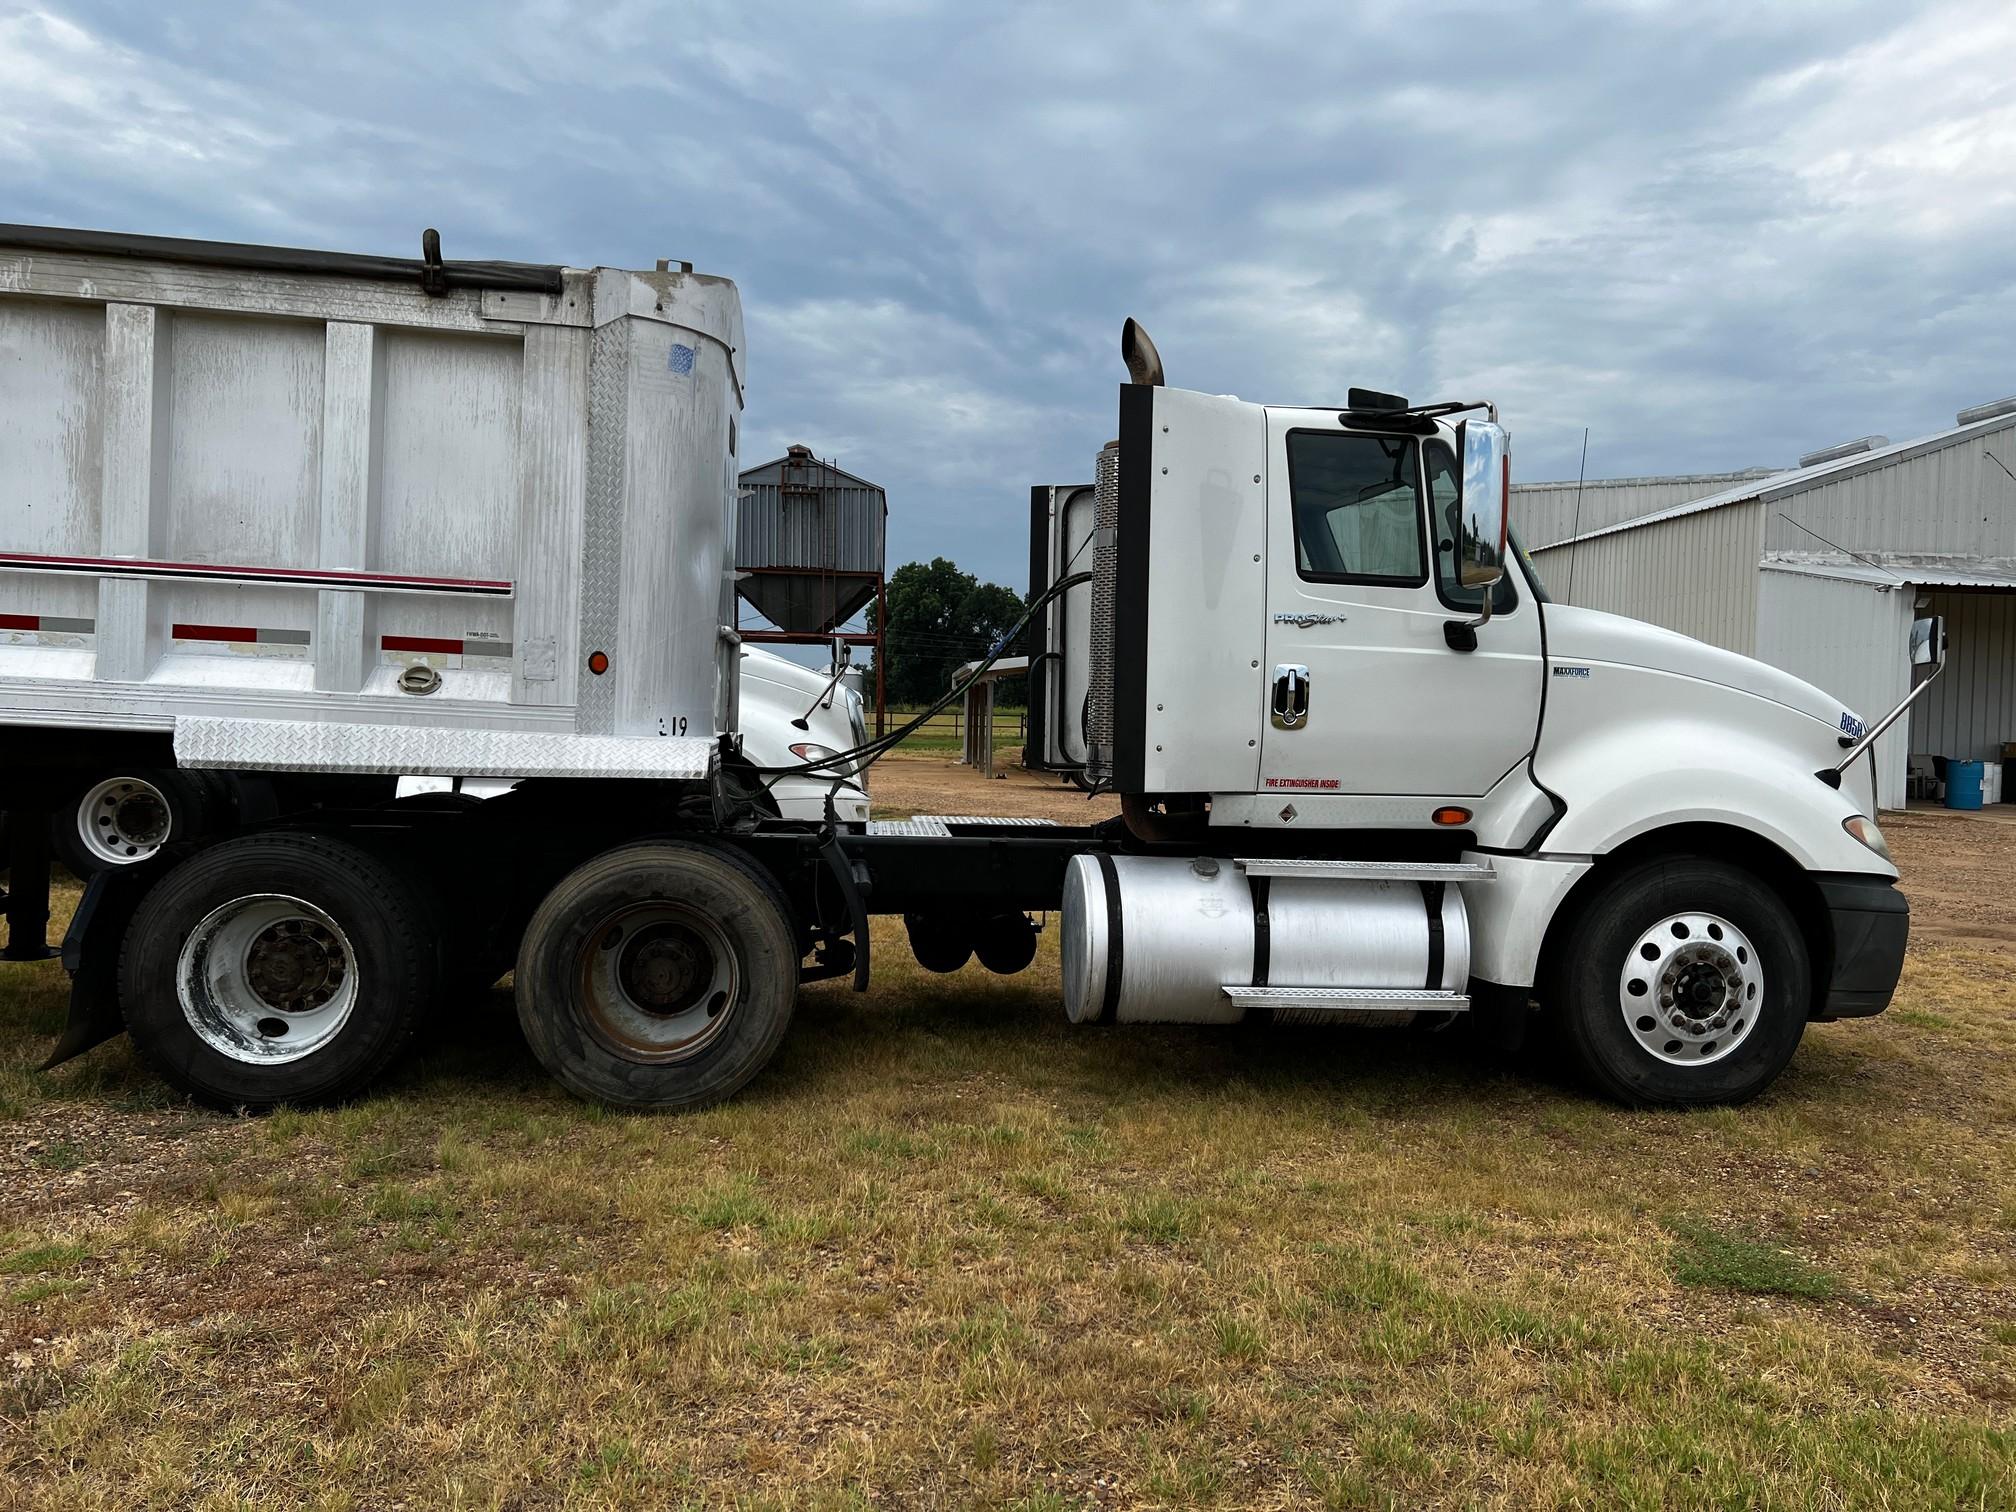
[1286,431,1425,585]
[1426,439,1516,614]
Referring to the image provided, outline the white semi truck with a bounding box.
[0,225,1923,1112]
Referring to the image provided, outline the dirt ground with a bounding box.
[874,757,2008,950]
[1883,805,2016,954]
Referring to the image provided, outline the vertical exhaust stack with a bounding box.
[1121,318,1164,387]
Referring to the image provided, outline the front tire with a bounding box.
[119,834,437,1108]
[1545,856,1810,1106]
[514,842,798,1110]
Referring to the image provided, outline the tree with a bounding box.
[866,558,1030,707]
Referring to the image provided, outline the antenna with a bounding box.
[1564,427,1589,606]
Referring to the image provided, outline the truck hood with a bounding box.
[1546,605,1859,734]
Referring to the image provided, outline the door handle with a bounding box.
[1271,664,1310,729]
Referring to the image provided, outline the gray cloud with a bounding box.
[6,0,2012,595]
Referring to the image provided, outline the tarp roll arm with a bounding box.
[0,223,567,296]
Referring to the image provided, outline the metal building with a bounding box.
[736,444,888,727]
[1522,400,2016,810]
[1512,467,1781,553]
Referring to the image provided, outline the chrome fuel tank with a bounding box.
[1060,854,1469,1025]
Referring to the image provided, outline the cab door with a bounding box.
[1258,410,1542,799]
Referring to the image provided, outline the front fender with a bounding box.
[1537,713,1894,877]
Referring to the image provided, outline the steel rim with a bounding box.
[1618,910,1763,1067]
[78,776,172,865]
[575,902,739,1063]
[177,893,359,1065]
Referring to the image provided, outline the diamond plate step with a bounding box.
[865,814,1062,838]
[1234,858,1494,883]
[1220,986,1470,1013]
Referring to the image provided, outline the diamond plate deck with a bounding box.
[176,715,714,780]
[863,814,1062,838]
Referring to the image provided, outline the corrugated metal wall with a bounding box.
[736,454,886,572]
[1758,416,2016,560]
[1530,498,1766,653]
[1912,589,2016,768]
[1755,570,1912,808]
[1514,471,1776,550]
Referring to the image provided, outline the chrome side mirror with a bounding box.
[1455,418,1511,600]
[1910,615,1944,682]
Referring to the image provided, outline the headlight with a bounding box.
[789,741,842,766]
[1842,814,1891,861]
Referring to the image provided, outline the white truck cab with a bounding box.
[1028,326,1917,1105]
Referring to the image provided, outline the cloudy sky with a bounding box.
[5,0,2013,595]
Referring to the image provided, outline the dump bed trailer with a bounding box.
[3,229,1915,1112]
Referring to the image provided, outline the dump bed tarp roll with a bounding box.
[0,223,566,295]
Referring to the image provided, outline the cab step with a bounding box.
[1219,985,1470,1013]
[1233,858,1494,883]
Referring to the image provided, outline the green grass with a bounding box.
[1666,1218,1842,1300]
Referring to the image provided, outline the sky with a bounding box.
[5,0,2014,600]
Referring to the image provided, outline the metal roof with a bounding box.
[1514,466,1779,493]
[1757,555,2016,590]
[1550,410,2016,549]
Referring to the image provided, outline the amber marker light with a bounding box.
[587,651,609,675]
[1432,806,1472,826]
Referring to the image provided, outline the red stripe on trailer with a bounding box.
[0,612,39,630]
[173,622,259,643]
[382,634,464,654]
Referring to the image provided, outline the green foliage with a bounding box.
[867,557,1029,707]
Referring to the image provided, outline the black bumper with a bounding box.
[1813,874,1909,1019]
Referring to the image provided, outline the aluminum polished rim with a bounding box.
[1618,910,1763,1067]
[78,776,172,865]
[176,893,359,1065]
[576,902,739,1064]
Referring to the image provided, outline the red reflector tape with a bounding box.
[0,612,39,630]
[172,622,258,643]
[382,634,464,654]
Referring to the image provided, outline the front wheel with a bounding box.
[1545,856,1810,1106]
[514,842,798,1110]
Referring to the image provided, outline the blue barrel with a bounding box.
[1946,759,1985,810]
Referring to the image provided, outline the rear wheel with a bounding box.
[57,769,224,875]
[514,842,797,1109]
[1545,855,1809,1106]
[119,833,437,1108]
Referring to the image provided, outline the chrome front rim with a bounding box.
[177,894,359,1065]
[1618,910,1763,1067]
[577,903,739,1064]
[78,776,172,865]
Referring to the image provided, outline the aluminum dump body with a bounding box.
[0,226,744,779]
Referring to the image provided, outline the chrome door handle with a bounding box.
[1271,664,1310,729]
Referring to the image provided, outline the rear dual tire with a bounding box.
[513,841,799,1110]
[119,834,437,1109]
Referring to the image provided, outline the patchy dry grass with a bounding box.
[3,811,2016,1507]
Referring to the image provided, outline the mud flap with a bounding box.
[41,864,160,1069]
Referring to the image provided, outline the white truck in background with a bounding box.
[0,225,1924,1113]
